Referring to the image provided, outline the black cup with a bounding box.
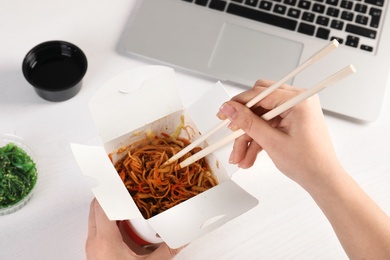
[22,41,88,102]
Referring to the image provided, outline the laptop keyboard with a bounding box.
[180,0,385,54]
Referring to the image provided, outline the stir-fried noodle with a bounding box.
[110,132,217,219]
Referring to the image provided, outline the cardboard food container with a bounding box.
[71,66,258,249]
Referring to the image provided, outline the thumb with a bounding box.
[218,101,284,150]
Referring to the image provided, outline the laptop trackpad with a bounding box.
[208,23,303,85]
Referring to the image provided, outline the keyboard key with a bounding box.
[316,15,330,26]
[302,11,315,22]
[341,11,354,21]
[298,22,315,35]
[326,0,339,6]
[182,0,193,2]
[331,36,343,44]
[331,19,344,30]
[316,27,330,39]
[274,4,287,15]
[360,44,373,52]
[364,0,384,7]
[346,35,359,47]
[195,0,209,6]
[227,3,298,30]
[259,1,273,10]
[209,0,227,11]
[287,8,301,18]
[298,0,311,10]
[312,3,325,13]
[245,0,259,7]
[326,7,339,17]
[340,0,353,9]
[356,14,368,25]
[369,8,382,28]
[284,0,297,6]
[346,24,377,39]
[355,3,368,13]
[231,0,244,2]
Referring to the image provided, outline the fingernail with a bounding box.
[219,103,237,119]
[216,111,225,120]
[229,152,235,164]
[229,124,240,131]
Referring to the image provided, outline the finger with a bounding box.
[237,140,263,169]
[217,82,301,120]
[254,79,275,87]
[229,134,252,164]
[217,87,269,121]
[217,88,263,121]
[88,199,98,239]
[257,87,303,112]
[93,199,122,238]
[219,101,287,151]
[231,85,266,104]
[229,134,262,166]
[217,79,305,142]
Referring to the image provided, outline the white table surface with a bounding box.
[1,0,389,259]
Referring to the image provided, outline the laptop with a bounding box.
[119,0,390,122]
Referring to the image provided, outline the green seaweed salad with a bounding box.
[0,143,37,208]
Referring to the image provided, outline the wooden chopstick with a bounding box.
[178,64,356,169]
[164,39,340,165]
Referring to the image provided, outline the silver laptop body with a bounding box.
[120,0,390,122]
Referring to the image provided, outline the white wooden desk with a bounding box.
[1,0,389,259]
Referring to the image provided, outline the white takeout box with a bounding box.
[71,66,258,248]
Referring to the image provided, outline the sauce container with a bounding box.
[22,41,87,102]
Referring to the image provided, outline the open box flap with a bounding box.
[71,144,143,220]
[186,81,238,176]
[147,180,259,249]
[88,66,182,144]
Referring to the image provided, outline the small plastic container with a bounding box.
[22,40,88,102]
[122,219,164,246]
[0,134,39,215]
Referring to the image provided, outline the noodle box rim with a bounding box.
[71,65,259,249]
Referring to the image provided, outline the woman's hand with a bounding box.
[218,80,390,259]
[217,80,341,189]
[86,199,181,260]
